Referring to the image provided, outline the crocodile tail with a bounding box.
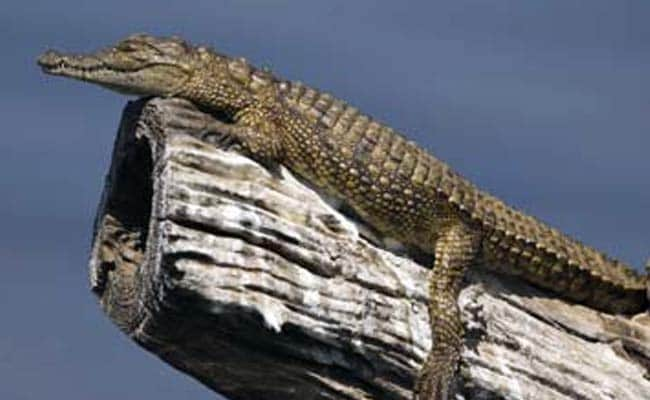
[470,189,647,314]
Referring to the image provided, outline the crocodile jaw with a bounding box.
[38,49,191,96]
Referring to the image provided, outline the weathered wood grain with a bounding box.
[88,98,650,400]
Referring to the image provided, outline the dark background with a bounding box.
[1,1,648,399]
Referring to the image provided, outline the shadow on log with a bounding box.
[88,98,650,400]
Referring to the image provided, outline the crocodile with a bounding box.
[38,34,648,400]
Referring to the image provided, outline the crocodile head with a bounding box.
[38,34,276,114]
[37,34,204,97]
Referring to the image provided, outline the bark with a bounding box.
[88,98,650,400]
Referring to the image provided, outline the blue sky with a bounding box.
[1,1,648,399]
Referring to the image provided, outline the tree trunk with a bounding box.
[88,98,650,400]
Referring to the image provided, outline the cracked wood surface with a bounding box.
[88,98,650,400]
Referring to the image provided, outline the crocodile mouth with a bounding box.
[38,48,192,96]
[38,50,140,82]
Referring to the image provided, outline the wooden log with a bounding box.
[88,98,650,400]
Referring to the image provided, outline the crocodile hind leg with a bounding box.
[414,223,481,400]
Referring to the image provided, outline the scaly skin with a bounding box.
[38,34,648,400]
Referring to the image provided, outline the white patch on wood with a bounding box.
[258,295,287,333]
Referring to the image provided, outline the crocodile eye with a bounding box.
[228,58,251,83]
[251,69,273,90]
[116,41,139,52]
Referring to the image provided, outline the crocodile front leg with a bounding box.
[140,99,279,163]
[415,223,481,400]
[200,117,283,164]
